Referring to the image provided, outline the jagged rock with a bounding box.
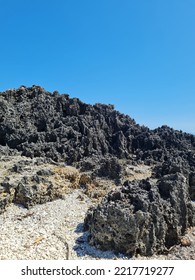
[36,169,55,176]
[84,173,194,256]
[14,175,55,208]
[1,86,195,173]
[0,85,195,257]
[152,161,195,201]
[189,172,195,201]
[92,157,124,183]
[0,145,21,158]
[0,156,82,209]
[0,179,15,214]
[134,126,195,170]
[0,85,137,165]
[13,166,81,208]
[152,159,190,179]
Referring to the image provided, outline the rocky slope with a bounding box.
[1,85,195,170]
[0,85,195,258]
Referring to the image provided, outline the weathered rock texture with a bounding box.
[84,173,195,256]
[0,155,85,212]
[0,85,195,256]
[0,85,137,164]
[0,85,195,172]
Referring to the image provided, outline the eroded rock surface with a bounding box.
[84,173,195,256]
[0,86,195,172]
[0,86,137,164]
[1,85,195,257]
[0,155,83,211]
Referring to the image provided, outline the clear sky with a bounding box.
[0,0,195,134]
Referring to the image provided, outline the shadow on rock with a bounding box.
[84,173,195,257]
[73,228,127,259]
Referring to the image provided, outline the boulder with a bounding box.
[84,173,194,256]
[0,156,81,211]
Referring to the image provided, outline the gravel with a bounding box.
[0,189,195,260]
[0,189,127,260]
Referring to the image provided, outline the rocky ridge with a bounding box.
[1,85,195,170]
[0,85,195,258]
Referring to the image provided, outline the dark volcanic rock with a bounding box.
[0,86,194,182]
[0,85,137,165]
[189,172,195,200]
[0,179,15,214]
[84,173,194,256]
[1,85,195,172]
[92,156,124,183]
[14,175,55,208]
[1,85,195,256]
[134,126,195,170]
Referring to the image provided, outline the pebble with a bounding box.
[0,189,195,260]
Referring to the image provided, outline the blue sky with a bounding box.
[0,0,195,133]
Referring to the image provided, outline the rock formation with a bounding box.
[0,85,195,256]
[0,85,195,171]
[0,155,84,213]
[84,172,195,256]
[0,85,137,164]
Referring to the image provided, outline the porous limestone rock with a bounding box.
[84,173,194,256]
